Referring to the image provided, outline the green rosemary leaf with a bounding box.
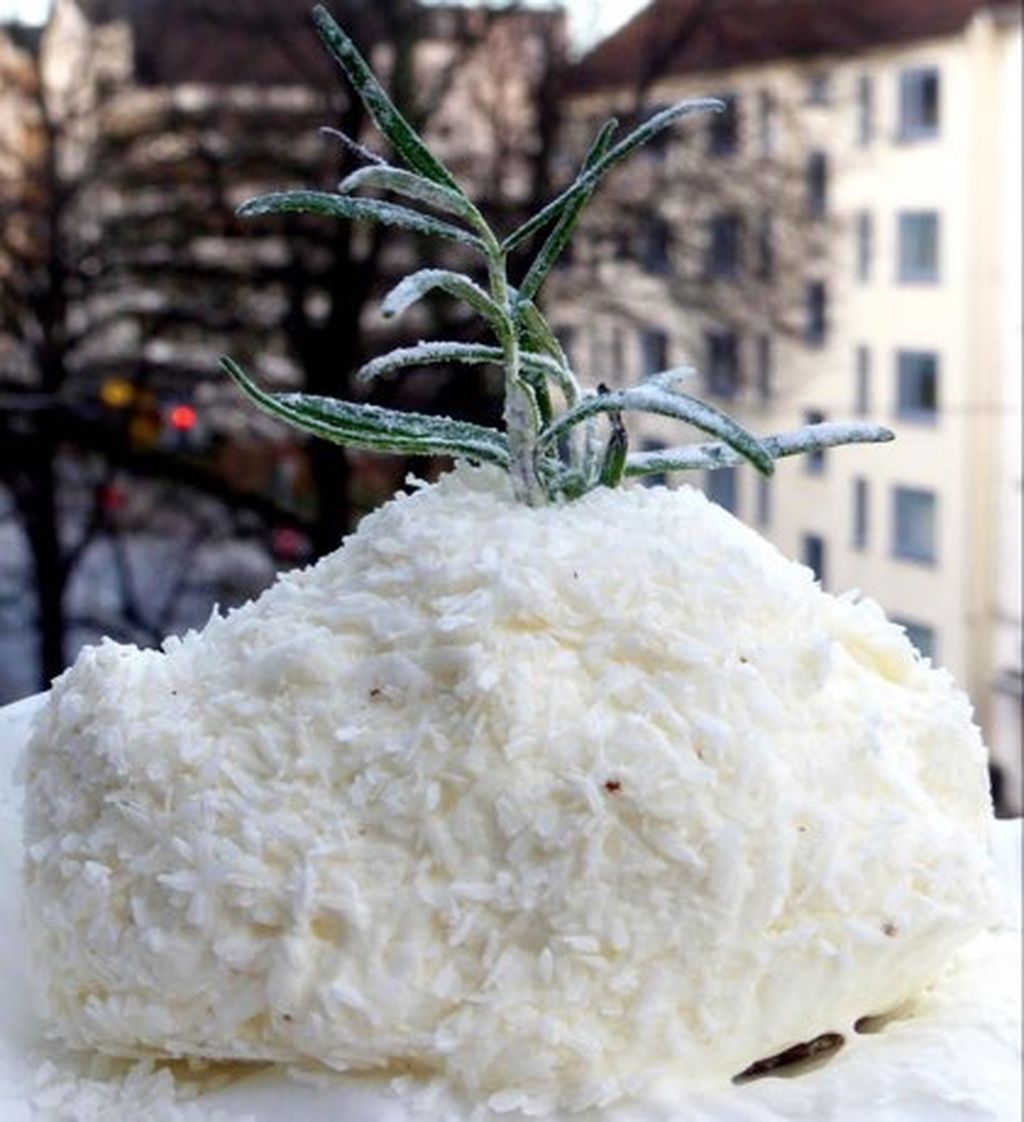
[516,118,618,303]
[524,370,553,427]
[338,165,479,224]
[515,300,581,408]
[623,421,895,476]
[539,384,774,475]
[319,126,386,166]
[237,190,486,251]
[544,466,590,501]
[355,339,577,405]
[519,349,580,409]
[356,341,506,386]
[381,269,507,333]
[597,410,629,487]
[516,298,567,364]
[502,99,722,253]
[221,13,897,506]
[312,6,463,192]
[221,357,509,466]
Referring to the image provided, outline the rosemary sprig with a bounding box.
[224,4,894,506]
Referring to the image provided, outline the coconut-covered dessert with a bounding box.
[23,465,1002,1112]
[20,7,1005,1117]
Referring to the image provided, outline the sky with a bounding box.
[0,0,650,51]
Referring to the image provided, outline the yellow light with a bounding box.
[100,377,135,409]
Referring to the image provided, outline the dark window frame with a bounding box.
[852,477,869,550]
[756,334,772,402]
[706,329,741,399]
[807,72,831,105]
[758,88,775,156]
[856,210,873,283]
[706,465,739,513]
[756,474,772,528]
[892,486,938,565]
[855,345,871,415]
[706,211,744,279]
[805,281,828,346]
[640,328,669,377]
[807,150,828,219]
[856,73,874,145]
[802,533,827,586]
[708,93,740,156]
[896,349,939,421]
[897,211,940,283]
[640,213,672,274]
[756,210,774,281]
[898,66,940,140]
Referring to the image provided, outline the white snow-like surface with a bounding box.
[18,466,1007,1114]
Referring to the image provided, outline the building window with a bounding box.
[852,477,869,550]
[855,345,871,414]
[896,350,939,420]
[807,72,831,105]
[893,486,937,564]
[591,327,610,381]
[807,151,828,219]
[898,211,940,282]
[612,229,631,261]
[757,210,774,281]
[640,328,669,376]
[856,73,874,145]
[706,212,743,279]
[706,330,740,399]
[899,66,940,140]
[756,474,772,528]
[610,327,625,377]
[708,93,739,156]
[756,334,772,401]
[856,210,873,282]
[802,533,827,586]
[640,214,671,273]
[758,88,775,156]
[805,281,828,346]
[641,437,668,487]
[892,616,937,660]
[804,409,826,473]
[706,466,738,513]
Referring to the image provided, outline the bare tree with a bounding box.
[546,0,834,412]
[0,0,566,694]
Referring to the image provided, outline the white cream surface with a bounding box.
[20,465,1004,1113]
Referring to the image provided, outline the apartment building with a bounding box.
[554,0,1022,812]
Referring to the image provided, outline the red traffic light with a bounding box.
[169,404,197,431]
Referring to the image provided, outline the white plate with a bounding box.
[2,693,1020,1122]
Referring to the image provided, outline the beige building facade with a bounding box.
[555,1,1022,812]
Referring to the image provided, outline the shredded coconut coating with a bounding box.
[21,465,1001,1113]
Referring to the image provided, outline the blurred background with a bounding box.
[0,0,1020,813]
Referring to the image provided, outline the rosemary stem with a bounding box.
[489,253,544,505]
[227,16,897,504]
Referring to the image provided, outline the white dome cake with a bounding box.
[22,465,1002,1114]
